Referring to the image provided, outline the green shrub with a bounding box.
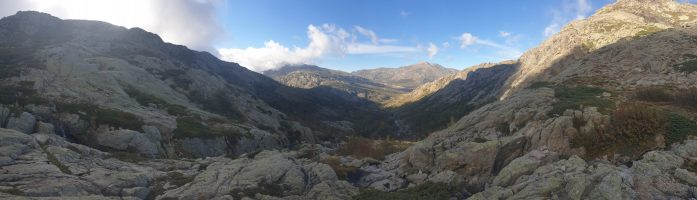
[188,89,246,122]
[123,85,167,107]
[527,81,552,89]
[635,87,672,102]
[550,86,613,115]
[172,116,244,139]
[94,108,145,131]
[55,102,144,131]
[673,59,697,73]
[673,88,697,109]
[0,81,47,105]
[666,113,697,145]
[570,103,668,159]
[165,104,189,116]
[353,182,464,200]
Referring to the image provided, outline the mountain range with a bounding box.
[2,0,697,199]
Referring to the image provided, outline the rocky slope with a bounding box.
[352,62,458,90]
[385,62,506,108]
[0,128,358,199]
[0,11,397,159]
[366,0,697,198]
[264,64,408,103]
[389,61,518,139]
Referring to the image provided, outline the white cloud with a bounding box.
[499,31,511,37]
[442,42,450,49]
[218,24,420,71]
[456,32,523,60]
[544,0,593,37]
[400,10,410,17]
[427,43,438,59]
[459,33,477,48]
[355,26,378,44]
[0,0,224,52]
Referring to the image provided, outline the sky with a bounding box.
[0,0,630,72]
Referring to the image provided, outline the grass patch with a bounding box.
[673,88,697,110]
[0,81,48,106]
[172,116,246,140]
[55,102,144,131]
[635,87,673,102]
[188,89,246,122]
[550,86,613,115]
[666,113,697,145]
[635,26,663,38]
[353,182,464,200]
[123,85,167,107]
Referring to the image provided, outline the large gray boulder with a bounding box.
[6,112,36,134]
[96,129,160,158]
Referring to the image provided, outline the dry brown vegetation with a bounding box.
[572,103,668,159]
[337,136,411,160]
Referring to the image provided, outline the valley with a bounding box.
[1,0,697,199]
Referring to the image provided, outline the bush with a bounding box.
[635,87,672,102]
[673,58,697,73]
[0,81,47,106]
[94,108,145,131]
[55,102,144,131]
[674,88,697,109]
[172,116,244,139]
[666,113,697,145]
[353,182,465,200]
[527,81,552,89]
[550,86,613,115]
[570,103,668,159]
[123,85,167,107]
[188,89,246,122]
[338,136,409,160]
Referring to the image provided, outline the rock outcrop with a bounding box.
[471,140,697,200]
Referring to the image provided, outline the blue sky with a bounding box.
[1,0,632,71]
[215,0,615,71]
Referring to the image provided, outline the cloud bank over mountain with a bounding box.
[0,0,225,52]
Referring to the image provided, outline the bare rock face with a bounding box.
[471,140,697,200]
[96,129,161,158]
[0,128,157,198]
[352,61,458,90]
[157,151,357,200]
